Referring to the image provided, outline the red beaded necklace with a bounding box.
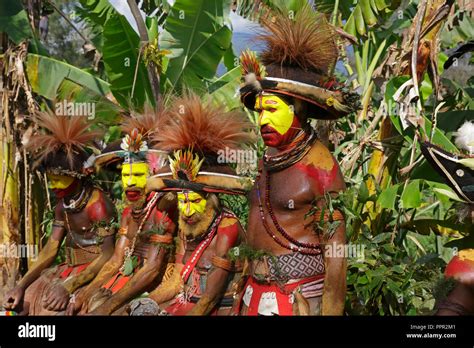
[255,171,322,255]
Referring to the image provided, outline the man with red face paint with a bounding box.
[237,4,358,315]
[129,92,254,316]
[70,123,177,316]
[3,112,116,315]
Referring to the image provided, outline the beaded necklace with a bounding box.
[256,171,322,255]
[62,185,93,213]
[119,192,162,273]
[263,129,316,172]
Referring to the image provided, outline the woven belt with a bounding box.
[250,252,325,282]
[66,245,101,266]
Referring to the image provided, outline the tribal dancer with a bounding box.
[3,112,116,315]
[69,111,177,315]
[420,121,474,315]
[237,4,358,315]
[131,93,254,315]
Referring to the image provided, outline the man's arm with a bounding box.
[3,206,65,310]
[62,234,115,293]
[66,230,130,315]
[436,283,474,315]
[305,144,347,315]
[90,242,169,315]
[321,220,346,315]
[188,218,240,316]
[148,231,185,305]
[89,209,176,314]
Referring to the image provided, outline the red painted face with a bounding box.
[260,117,302,149]
[255,94,302,149]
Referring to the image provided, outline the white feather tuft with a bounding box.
[455,121,474,155]
[244,73,262,92]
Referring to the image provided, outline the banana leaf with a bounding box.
[25,53,111,100]
[160,0,233,94]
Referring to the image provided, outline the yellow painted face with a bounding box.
[48,174,75,190]
[121,162,148,190]
[177,191,207,218]
[255,94,295,135]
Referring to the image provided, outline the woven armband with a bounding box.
[212,255,234,272]
[150,234,174,245]
[436,299,470,316]
[53,219,65,228]
[118,227,128,236]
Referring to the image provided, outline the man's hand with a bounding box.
[3,287,25,310]
[42,282,70,311]
[86,303,113,316]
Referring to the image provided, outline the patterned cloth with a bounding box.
[268,252,325,281]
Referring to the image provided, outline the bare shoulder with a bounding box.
[295,140,346,195]
[86,188,115,222]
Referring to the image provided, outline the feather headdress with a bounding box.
[258,3,338,76]
[95,106,168,172]
[27,111,100,177]
[147,92,255,195]
[154,92,255,157]
[121,105,167,147]
[239,2,359,120]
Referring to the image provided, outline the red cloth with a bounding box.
[102,272,132,294]
[59,263,90,279]
[241,275,324,316]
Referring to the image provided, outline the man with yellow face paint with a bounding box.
[129,92,254,316]
[121,162,149,204]
[177,191,207,224]
[70,125,178,316]
[255,94,302,149]
[237,5,359,316]
[3,112,117,316]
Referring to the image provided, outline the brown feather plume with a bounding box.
[258,2,338,76]
[121,105,167,145]
[153,92,255,156]
[27,111,101,170]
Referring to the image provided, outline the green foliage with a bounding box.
[102,12,155,108]
[346,230,445,315]
[25,54,111,99]
[160,0,233,94]
[9,0,474,316]
[219,194,250,228]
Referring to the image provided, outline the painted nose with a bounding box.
[259,111,272,127]
[182,202,194,217]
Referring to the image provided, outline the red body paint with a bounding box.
[260,117,302,148]
[87,192,108,221]
[217,219,239,248]
[295,160,338,195]
[122,207,132,219]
